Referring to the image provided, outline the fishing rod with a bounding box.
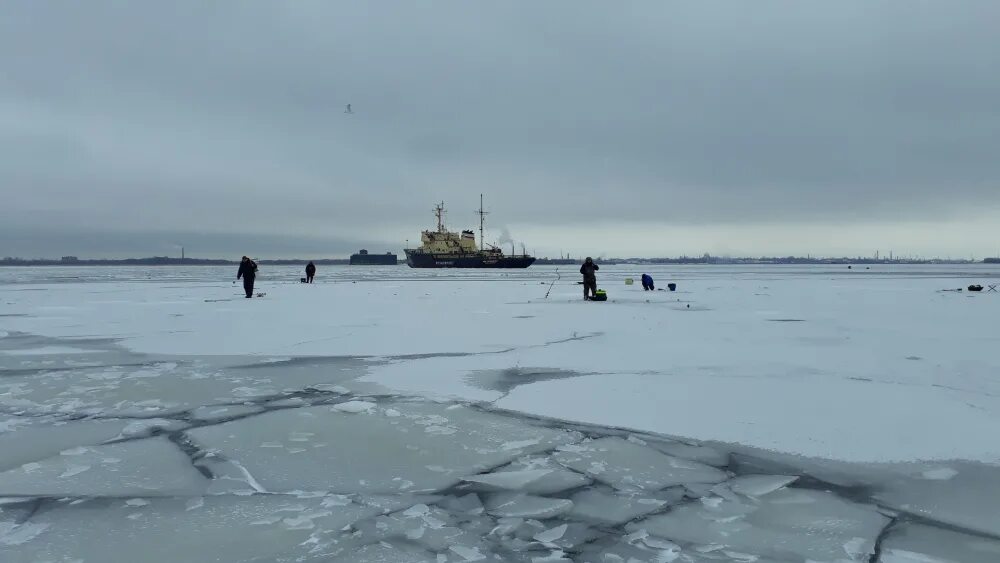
[544,269,561,299]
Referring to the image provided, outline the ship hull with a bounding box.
[404,250,535,269]
[350,255,398,265]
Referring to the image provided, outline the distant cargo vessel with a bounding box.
[404,196,535,269]
[349,249,398,265]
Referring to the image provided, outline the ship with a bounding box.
[404,196,536,268]
[350,249,398,265]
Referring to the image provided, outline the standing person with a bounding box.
[580,257,599,300]
[237,256,258,298]
[641,273,654,291]
[305,261,316,283]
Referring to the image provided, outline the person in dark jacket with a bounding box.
[580,257,599,300]
[641,273,654,291]
[305,261,316,283]
[237,256,258,298]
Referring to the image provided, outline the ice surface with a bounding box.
[3,265,1000,561]
[479,455,593,494]
[498,370,1000,464]
[0,521,49,547]
[873,461,1000,537]
[326,542,440,562]
[0,358,256,417]
[438,493,485,515]
[0,437,208,497]
[553,437,729,491]
[484,492,574,518]
[715,474,799,498]
[536,522,602,550]
[188,402,579,494]
[464,469,556,490]
[189,404,264,422]
[0,418,132,471]
[350,502,493,557]
[533,523,568,543]
[5,266,1000,463]
[879,522,1000,563]
[639,437,732,467]
[626,487,890,562]
[567,488,670,525]
[575,532,797,563]
[0,494,383,563]
[332,399,378,413]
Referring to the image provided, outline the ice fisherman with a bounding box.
[305,261,316,283]
[580,257,599,300]
[237,256,258,298]
[641,273,654,291]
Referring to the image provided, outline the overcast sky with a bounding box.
[2,1,999,259]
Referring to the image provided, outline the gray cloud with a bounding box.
[2,1,999,258]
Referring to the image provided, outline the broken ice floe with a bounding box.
[464,455,591,494]
[186,402,580,494]
[0,418,134,472]
[879,522,1000,563]
[0,437,209,497]
[567,487,677,526]
[873,460,1000,537]
[2,338,999,561]
[1,495,384,563]
[625,487,889,562]
[484,493,573,518]
[637,435,732,467]
[553,437,728,491]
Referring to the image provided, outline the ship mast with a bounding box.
[477,193,489,252]
[434,202,446,233]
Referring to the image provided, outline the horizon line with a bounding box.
[2,255,997,265]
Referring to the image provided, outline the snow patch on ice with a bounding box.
[331,400,376,414]
[920,467,958,480]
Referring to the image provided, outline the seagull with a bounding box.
[344,104,353,114]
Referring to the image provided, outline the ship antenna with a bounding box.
[477,194,489,252]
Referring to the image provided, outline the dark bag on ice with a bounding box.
[592,289,608,301]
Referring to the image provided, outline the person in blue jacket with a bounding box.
[641,273,654,291]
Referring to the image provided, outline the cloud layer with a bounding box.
[3,1,998,258]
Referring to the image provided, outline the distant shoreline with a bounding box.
[0,258,351,267]
[1,257,996,266]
